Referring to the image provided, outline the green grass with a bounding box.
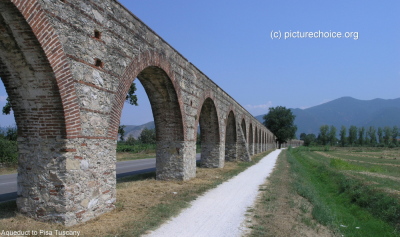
[288,147,400,236]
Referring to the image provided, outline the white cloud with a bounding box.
[0,96,7,102]
[246,101,273,110]
[245,101,273,115]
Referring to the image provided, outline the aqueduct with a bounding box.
[0,0,301,225]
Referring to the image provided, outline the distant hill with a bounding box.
[256,97,400,138]
[121,121,155,140]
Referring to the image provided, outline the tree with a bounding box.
[328,125,337,146]
[139,128,156,144]
[367,126,377,146]
[377,127,383,145]
[125,134,136,145]
[319,125,329,145]
[339,126,347,147]
[383,126,392,145]
[263,106,297,148]
[348,126,358,146]
[2,97,12,115]
[392,126,398,146]
[303,133,317,146]
[300,133,307,141]
[125,82,138,106]
[118,125,126,141]
[358,127,365,146]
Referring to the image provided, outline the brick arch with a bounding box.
[198,97,222,168]
[109,50,184,140]
[225,110,237,161]
[2,0,81,138]
[110,50,189,180]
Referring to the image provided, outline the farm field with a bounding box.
[250,147,400,237]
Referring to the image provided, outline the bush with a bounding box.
[116,143,156,153]
[0,137,18,164]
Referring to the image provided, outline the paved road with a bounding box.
[0,154,200,203]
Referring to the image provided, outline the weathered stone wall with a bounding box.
[0,0,279,226]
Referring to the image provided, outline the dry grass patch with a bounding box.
[0,152,270,236]
[0,163,17,175]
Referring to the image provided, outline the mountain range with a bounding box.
[122,121,155,140]
[122,97,400,139]
[255,97,400,137]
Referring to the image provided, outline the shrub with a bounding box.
[0,137,18,164]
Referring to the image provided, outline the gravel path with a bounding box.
[144,149,282,237]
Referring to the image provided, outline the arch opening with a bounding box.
[225,111,237,161]
[134,66,193,180]
[198,98,222,168]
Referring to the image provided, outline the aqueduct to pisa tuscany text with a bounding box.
[0,0,302,225]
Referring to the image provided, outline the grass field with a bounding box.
[250,147,400,236]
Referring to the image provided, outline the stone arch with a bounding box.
[111,51,191,180]
[241,118,247,141]
[225,111,237,161]
[249,123,254,155]
[198,97,222,168]
[0,1,85,224]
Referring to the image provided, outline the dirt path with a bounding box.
[143,149,282,237]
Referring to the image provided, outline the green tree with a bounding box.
[377,127,383,145]
[358,127,365,146]
[118,125,126,141]
[383,126,392,145]
[300,133,307,141]
[367,126,377,146]
[263,106,297,148]
[392,126,398,146]
[139,128,156,144]
[2,97,12,115]
[319,125,329,145]
[126,134,136,145]
[125,82,138,106]
[303,133,317,146]
[339,125,347,147]
[328,125,337,146]
[348,126,358,146]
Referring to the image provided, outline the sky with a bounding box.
[1,0,400,126]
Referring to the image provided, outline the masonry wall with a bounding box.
[0,0,278,225]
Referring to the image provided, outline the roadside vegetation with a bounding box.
[250,147,400,236]
[301,124,399,148]
[0,126,18,174]
[0,150,273,236]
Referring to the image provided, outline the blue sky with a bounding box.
[1,0,400,126]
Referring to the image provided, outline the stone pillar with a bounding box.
[17,137,116,226]
[201,142,224,168]
[237,123,251,161]
[156,140,196,180]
